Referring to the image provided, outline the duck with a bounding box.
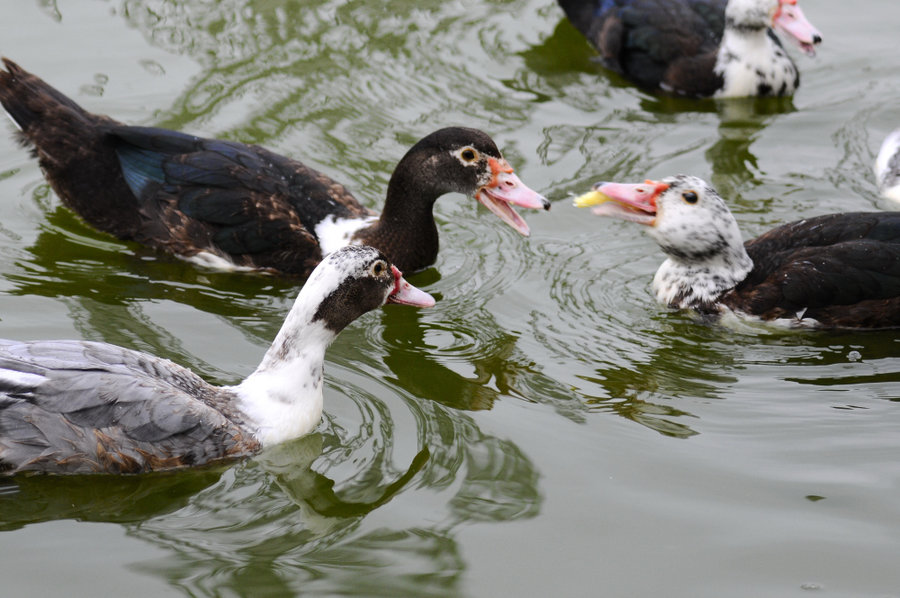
[0,245,434,475]
[556,0,822,98]
[575,175,900,329]
[875,129,900,203]
[0,58,550,277]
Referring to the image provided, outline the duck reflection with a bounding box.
[704,98,796,200]
[380,301,520,412]
[0,434,427,531]
[123,413,541,596]
[0,466,226,531]
[377,289,587,422]
[577,318,741,439]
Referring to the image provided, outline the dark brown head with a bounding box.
[384,127,549,235]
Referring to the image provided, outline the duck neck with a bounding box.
[233,301,338,447]
[715,20,797,97]
[357,154,441,273]
[652,246,754,312]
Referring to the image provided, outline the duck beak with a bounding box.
[387,265,435,307]
[773,1,822,58]
[573,180,662,226]
[476,157,550,237]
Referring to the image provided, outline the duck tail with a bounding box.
[0,58,89,141]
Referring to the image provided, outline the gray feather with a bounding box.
[0,340,259,474]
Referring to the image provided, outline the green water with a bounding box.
[1,1,899,596]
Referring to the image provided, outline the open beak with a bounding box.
[573,180,663,226]
[476,157,550,237]
[773,1,822,58]
[387,265,435,307]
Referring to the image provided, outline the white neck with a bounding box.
[715,24,797,97]
[652,249,754,310]
[231,301,338,447]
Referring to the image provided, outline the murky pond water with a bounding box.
[1,1,899,596]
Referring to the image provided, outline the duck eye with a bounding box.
[682,191,698,204]
[371,260,387,276]
[460,148,477,162]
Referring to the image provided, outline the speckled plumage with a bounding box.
[0,246,432,474]
[0,59,548,276]
[557,0,820,98]
[581,175,900,329]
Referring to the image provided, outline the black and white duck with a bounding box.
[0,246,434,475]
[575,175,900,328]
[0,58,549,276]
[557,0,822,98]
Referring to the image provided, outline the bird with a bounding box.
[575,174,900,329]
[0,58,550,277]
[875,129,900,204]
[0,245,435,475]
[556,0,822,98]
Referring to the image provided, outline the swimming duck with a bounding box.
[575,175,900,328]
[0,58,549,276]
[875,129,900,203]
[557,0,822,98]
[0,246,434,475]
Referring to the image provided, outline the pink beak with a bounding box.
[476,157,550,237]
[774,1,822,57]
[387,265,435,307]
[588,180,665,226]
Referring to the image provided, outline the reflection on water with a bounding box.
[5,0,900,596]
[578,318,742,438]
[705,98,796,202]
[758,331,900,402]
[126,412,537,595]
[119,0,542,163]
[0,467,226,531]
[0,419,538,595]
[380,304,582,419]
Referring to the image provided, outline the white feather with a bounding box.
[875,129,900,204]
[717,306,823,331]
[182,251,257,272]
[314,214,376,256]
[230,247,382,446]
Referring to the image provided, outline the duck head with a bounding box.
[388,127,550,237]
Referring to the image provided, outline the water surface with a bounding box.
[1,1,900,596]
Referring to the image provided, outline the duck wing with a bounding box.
[723,213,900,327]
[113,126,372,275]
[0,340,259,474]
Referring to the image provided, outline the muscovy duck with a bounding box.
[557,0,822,98]
[0,58,549,276]
[575,175,900,328]
[0,246,434,474]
